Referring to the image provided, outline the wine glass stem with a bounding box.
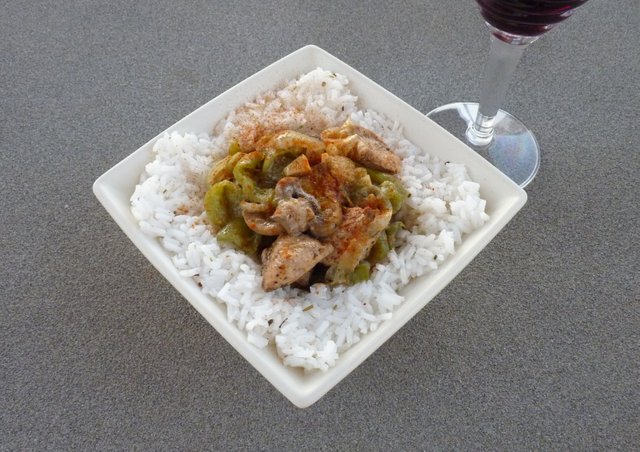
[466,33,530,146]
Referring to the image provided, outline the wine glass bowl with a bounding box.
[427,0,589,187]
[478,0,589,38]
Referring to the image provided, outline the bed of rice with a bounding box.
[130,68,489,371]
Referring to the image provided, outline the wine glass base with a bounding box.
[427,102,540,188]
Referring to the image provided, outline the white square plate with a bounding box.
[93,45,527,408]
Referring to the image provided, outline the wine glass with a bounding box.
[427,0,589,187]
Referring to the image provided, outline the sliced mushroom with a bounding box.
[271,198,315,236]
[242,211,283,236]
[308,196,342,238]
[240,201,282,236]
[275,177,322,213]
[240,200,272,214]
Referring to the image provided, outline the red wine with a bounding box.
[476,0,589,36]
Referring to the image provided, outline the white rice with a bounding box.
[130,68,489,371]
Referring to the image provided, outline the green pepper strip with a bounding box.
[366,168,396,185]
[367,233,390,267]
[385,221,404,249]
[216,218,261,255]
[379,181,406,214]
[228,140,242,156]
[232,151,274,205]
[349,261,371,284]
[204,180,243,230]
[367,169,409,214]
[262,148,303,186]
[209,152,244,185]
[367,221,404,267]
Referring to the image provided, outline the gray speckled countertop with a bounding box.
[2,0,638,450]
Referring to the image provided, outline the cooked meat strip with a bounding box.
[261,235,333,291]
[350,136,402,174]
[321,205,392,284]
[321,154,372,188]
[294,270,312,288]
[321,120,402,174]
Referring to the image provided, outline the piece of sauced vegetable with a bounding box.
[204,180,243,230]
[324,265,348,286]
[346,182,379,207]
[216,218,261,255]
[232,151,274,205]
[203,126,410,289]
[209,152,244,185]
[367,233,390,266]
[379,180,406,214]
[367,169,408,212]
[350,261,371,284]
[365,168,395,185]
[262,148,302,185]
[228,140,242,156]
[385,221,404,248]
[367,168,408,194]
[283,154,312,177]
[226,152,244,172]
[367,221,404,265]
